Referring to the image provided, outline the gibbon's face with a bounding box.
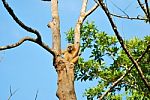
[67,45,73,53]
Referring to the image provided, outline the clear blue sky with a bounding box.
[0,0,149,100]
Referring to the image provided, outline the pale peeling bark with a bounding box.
[48,0,77,99]
[48,0,61,54]
[55,57,76,100]
[74,0,88,49]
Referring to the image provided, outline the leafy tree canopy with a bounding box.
[66,22,150,100]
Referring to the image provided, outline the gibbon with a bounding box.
[62,44,79,64]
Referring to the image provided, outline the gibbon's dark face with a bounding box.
[67,45,73,53]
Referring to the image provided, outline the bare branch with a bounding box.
[145,0,150,22]
[109,0,129,17]
[81,0,88,14]
[47,0,61,55]
[137,0,148,16]
[99,44,150,100]
[0,37,36,50]
[110,13,147,20]
[8,86,19,100]
[74,0,88,57]
[34,90,39,100]
[37,39,56,56]
[2,0,42,41]
[74,0,88,45]
[0,37,56,56]
[85,3,99,17]
[74,0,98,53]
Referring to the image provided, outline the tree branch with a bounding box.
[137,0,148,17]
[99,44,150,100]
[0,37,36,50]
[110,13,147,20]
[47,0,61,55]
[85,3,99,18]
[34,90,39,100]
[8,86,18,100]
[74,0,98,52]
[74,0,88,45]
[145,0,150,23]
[2,0,42,41]
[109,0,129,18]
[0,37,56,56]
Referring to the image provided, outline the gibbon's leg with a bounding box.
[70,56,79,64]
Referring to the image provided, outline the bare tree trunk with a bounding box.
[1,0,98,100]
[55,57,77,100]
[49,0,77,99]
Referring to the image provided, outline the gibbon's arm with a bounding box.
[72,44,79,58]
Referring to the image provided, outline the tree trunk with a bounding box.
[55,57,77,100]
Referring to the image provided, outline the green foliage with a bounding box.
[66,22,150,99]
[65,27,74,43]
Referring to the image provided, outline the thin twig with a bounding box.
[110,13,147,20]
[2,0,42,41]
[8,86,19,100]
[109,0,129,18]
[34,90,39,100]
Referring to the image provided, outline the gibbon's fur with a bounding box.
[63,44,79,64]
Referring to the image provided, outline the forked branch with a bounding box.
[0,36,56,56]
[137,0,148,16]
[1,0,57,56]
[74,0,98,52]
[2,0,42,41]
[8,86,18,100]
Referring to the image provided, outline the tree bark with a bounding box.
[49,0,77,99]
[55,57,77,100]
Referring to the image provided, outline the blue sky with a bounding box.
[0,0,150,100]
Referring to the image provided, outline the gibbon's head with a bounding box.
[67,44,74,53]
